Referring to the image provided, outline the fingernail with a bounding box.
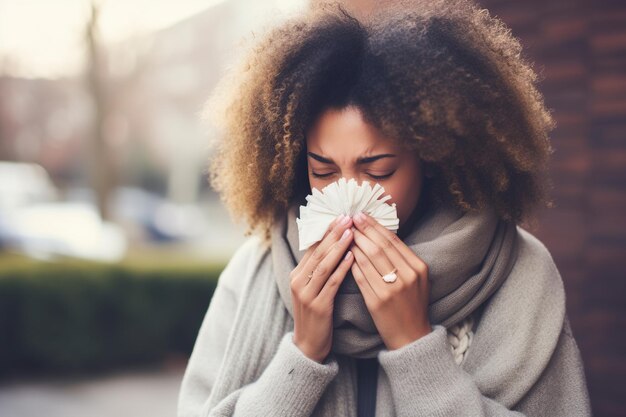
[344,250,352,261]
[341,228,351,240]
[341,215,351,225]
[354,212,365,223]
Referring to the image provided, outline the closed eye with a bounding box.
[369,172,394,180]
[311,172,333,178]
[311,171,395,180]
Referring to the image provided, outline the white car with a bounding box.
[0,161,127,262]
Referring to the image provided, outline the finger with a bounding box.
[303,226,354,298]
[294,215,352,289]
[294,214,343,276]
[293,241,319,278]
[351,244,391,300]
[350,257,379,304]
[352,227,412,285]
[356,212,424,275]
[300,214,352,278]
[316,249,354,302]
[351,226,396,278]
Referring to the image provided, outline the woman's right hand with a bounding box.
[290,214,355,363]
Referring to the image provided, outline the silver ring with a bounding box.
[382,268,398,283]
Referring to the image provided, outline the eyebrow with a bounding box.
[307,151,397,165]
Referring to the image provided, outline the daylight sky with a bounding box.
[0,0,304,79]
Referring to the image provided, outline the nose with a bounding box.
[339,172,366,186]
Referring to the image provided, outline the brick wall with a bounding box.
[475,1,626,416]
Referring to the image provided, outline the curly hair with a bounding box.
[203,0,556,245]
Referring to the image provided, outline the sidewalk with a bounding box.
[0,367,185,417]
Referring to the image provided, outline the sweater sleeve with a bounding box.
[220,331,340,416]
[377,319,592,417]
[177,238,339,417]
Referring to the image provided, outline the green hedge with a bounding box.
[0,256,223,378]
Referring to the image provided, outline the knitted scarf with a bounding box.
[274,199,519,359]
[205,199,567,416]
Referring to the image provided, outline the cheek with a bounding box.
[308,174,322,192]
[384,182,409,217]
[383,170,422,223]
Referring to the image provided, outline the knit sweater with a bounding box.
[178,232,592,416]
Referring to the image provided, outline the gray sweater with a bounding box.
[177,234,593,416]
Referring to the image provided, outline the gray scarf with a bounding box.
[204,198,567,415]
[272,199,520,358]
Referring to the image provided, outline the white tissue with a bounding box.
[295,177,399,251]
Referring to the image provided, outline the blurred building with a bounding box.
[0,0,308,258]
[0,0,308,202]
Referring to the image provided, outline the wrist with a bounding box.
[294,340,327,364]
[387,324,433,351]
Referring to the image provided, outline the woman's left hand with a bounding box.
[349,211,432,351]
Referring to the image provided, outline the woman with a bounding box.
[178,0,592,416]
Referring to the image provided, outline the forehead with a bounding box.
[306,106,398,154]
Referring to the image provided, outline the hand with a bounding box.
[290,214,355,363]
[349,211,432,351]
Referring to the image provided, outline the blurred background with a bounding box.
[0,0,624,416]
